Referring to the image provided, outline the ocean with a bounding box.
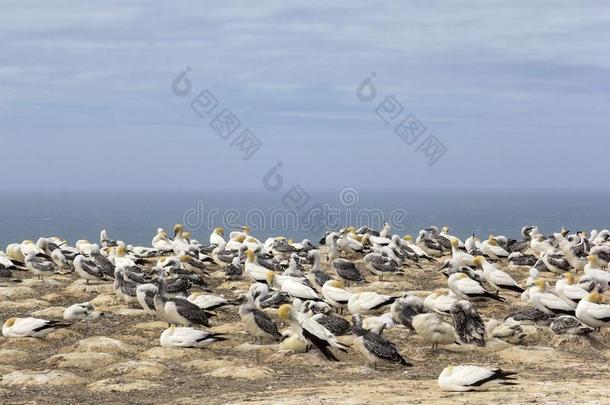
[0,190,608,249]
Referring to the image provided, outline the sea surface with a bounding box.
[0,190,608,248]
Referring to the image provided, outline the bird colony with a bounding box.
[2,224,610,402]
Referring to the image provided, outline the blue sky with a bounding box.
[1,1,610,191]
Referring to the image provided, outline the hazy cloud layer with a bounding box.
[2,1,609,191]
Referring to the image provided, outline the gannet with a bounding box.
[136,284,159,315]
[362,313,395,335]
[474,256,524,294]
[238,294,282,343]
[507,252,537,268]
[113,268,139,306]
[6,243,25,262]
[208,227,225,246]
[590,245,610,267]
[451,300,486,347]
[152,230,174,254]
[51,248,72,272]
[224,255,244,280]
[25,251,55,280]
[363,253,402,281]
[306,250,331,291]
[75,240,95,255]
[156,274,213,327]
[268,273,320,301]
[448,273,505,302]
[412,313,459,350]
[550,315,595,335]
[278,303,349,361]
[528,279,575,316]
[554,233,586,272]
[424,289,458,315]
[321,279,352,313]
[450,240,476,267]
[401,235,434,261]
[391,295,425,332]
[347,292,396,315]
[530,235,553,256]
[583,255,610,290]
[576,292,610,329]
[311,313,352,336]
[74,254,109,284]
[541,249,571,274]
[480,236,509,260]
[63,302,102,321]
[438,365,517,392]
[351,315,411,368]
[416,230,443,257]
[504,308,550,325]
[331,258,364,286]
[245,249,269,283]
[554,273,588,308]
[178,254,210,275]
[187,292,239,311]
[486,319,527,344]
[278,329,310,354]
[160,326,227,348]
[258,291,291,309]
[2,317,71,338]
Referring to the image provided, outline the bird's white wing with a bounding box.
[449,365,495,386]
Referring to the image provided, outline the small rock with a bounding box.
[32,306,66,318]
[1,370,86,387]
[88,378,160,393]
[74,337,131,354]
[104,360,169,379]
[47,352,118,371]
[0,349,28,364]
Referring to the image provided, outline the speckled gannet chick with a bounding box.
[391,295,425,332]
[438,365,517,392]
[63,302,103,321]
[331,258,364,286]
[2,317,71,338]
[451,300,486,347]
[25,251,55,280]
[238,294,282,344]
[351,315,411,369]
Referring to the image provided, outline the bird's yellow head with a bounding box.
[173,224,184,234]
[234,234,246,243]
[242,225,251,234]
[586,292,603,304]
[534,278,546,290]
[278,304,292,320]
[563,273,575,284]
[403,235,413,242]
[450,239,459,248]
[246,249,254,262]
[473,256,485,266]
[116,245,126,257]
[587,255,598,264]
[287,239,294,244]
[182,232,192,241]
[329,279,345,289]
[214,227,225,235]
[4,318,16,327]
[442,226,449,233]
[265,271,275,285]
[488,238,498,246]
[179,255,192,263]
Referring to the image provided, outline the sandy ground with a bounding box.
[2,250,610,404]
